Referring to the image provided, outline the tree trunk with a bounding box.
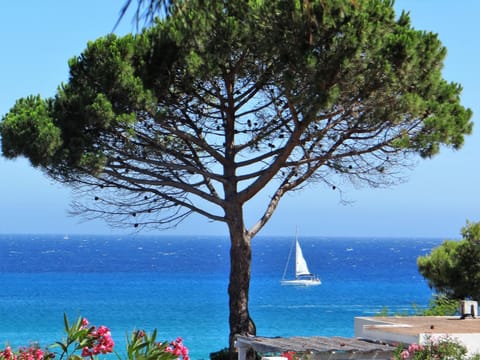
[227,211,256,359]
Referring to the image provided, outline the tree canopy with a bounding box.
[418,221,480,300]
[1,1,472,227]
[0,0,473,354]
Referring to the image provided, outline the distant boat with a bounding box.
[281,232,321,286]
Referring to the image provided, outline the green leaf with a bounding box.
[69,355,84,360]
[63,313,70,333]
[52,341,68,353]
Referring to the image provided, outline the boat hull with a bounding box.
[281,278,321,286]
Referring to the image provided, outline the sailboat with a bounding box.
[281,234,321,286]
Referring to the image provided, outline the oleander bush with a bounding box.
[0,315,189,360]
[392,336,479,360]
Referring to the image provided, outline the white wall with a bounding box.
[355,317,480,356]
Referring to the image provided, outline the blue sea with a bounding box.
[0,234,443,359]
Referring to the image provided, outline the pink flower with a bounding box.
[96,326,109,336]
[281,351,295,360]
[165,338,189,360]
[2,346,14,360]
[81,347,91,358]
[400,350,410,359]
[79,322,114,357]
[81,318,89,328]
[15,346,46,360]
[408,343,423,353]
[34,349,44,360]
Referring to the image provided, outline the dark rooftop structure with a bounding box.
[235,335,396,360]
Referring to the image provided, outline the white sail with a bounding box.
[295,240,311,276]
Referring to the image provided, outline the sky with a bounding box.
[0,1,478,238]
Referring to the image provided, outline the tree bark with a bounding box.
[227,208,256,359]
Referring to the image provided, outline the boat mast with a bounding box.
[281,228,297,281]
[281,227,298,281]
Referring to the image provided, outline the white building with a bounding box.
[355,315,480,356]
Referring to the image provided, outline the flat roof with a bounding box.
[362,316,480,336]
[235,335,395,360]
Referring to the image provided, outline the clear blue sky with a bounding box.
[0,1,478,238]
